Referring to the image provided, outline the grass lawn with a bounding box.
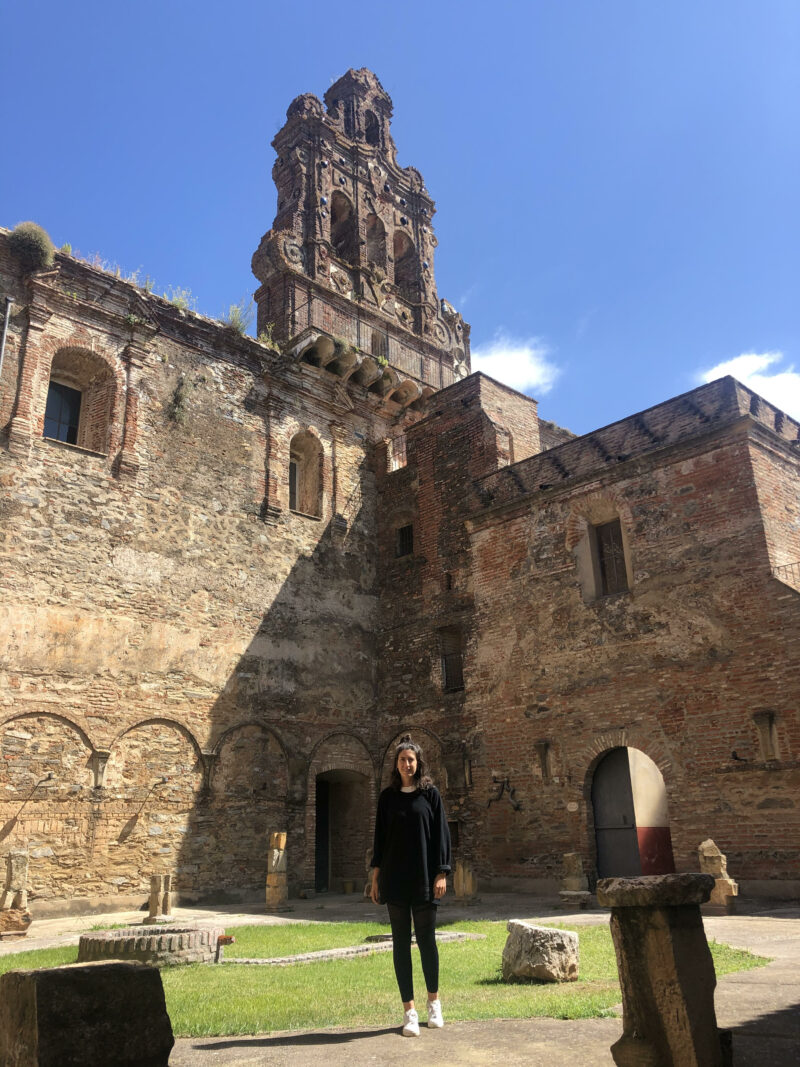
[0,920,769,1038]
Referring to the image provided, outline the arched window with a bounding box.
[364,110,381,147]
[365,214,386,270]
[43,348,115,454]
[289,431,323,517]
[330,192,358,266]
[393,231,417,301]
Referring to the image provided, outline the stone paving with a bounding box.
[2,893,799,1065]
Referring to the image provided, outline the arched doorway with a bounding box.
[314,769,371,893]
[591,747,675,878]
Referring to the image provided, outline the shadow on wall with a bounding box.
[0,460,388,906]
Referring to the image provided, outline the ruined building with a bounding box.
[1,69,798,915]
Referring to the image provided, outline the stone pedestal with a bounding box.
[597,873,731,1067]
[559,852,592,909]
[148,873,172,921]
[698,840,738,916]
[0,961,174,1066]
[266,831,288,909]
[454,860,477,900]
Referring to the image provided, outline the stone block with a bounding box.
[269,831,287,851]
[501,920,579,982]
[698,840,738,915]
[0,908,32,939]
[266,872,287,888]
[0,961,174,1066]
[268,848,287,873]
[266,885,288,908]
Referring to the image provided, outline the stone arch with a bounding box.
[41,344,124,455]
[305,732,375,894]
[204,722,291,897]
[212,722,289,798]
[106,718,204,803]
[103,719,205,896]
[330,191,358,266]
[0,712,94,800]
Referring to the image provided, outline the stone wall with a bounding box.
[465,408,800,891]
[0,235,392,907]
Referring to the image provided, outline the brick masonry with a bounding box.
[0,69,798,911]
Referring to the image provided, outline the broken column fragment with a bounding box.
[597,872,731,1067]
[266,831,288,908]
[698,839,738,915]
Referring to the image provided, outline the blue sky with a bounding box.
[2,1,798,433]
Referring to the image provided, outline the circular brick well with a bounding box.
[78,924,225,967]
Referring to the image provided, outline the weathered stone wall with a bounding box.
[0,236,391,907]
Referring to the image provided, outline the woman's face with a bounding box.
[396,748,418,783]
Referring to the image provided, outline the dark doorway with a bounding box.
[314,770,371,894]
[314,778,330,892]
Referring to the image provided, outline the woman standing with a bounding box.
[370,737,452,1037]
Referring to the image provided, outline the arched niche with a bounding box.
[213,724,288,798]
[393,230,417,301]
[330,192,358,266]
[364,109,381,147]
[0,713,94,800]
[365,213,386,271]
[289,430,323,517]
[105,720,203,804]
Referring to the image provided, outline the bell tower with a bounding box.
[252,69,470,403]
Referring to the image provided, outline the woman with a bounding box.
[370,737,452,1037]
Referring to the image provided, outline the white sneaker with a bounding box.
[427,998,444,1028]
[402,1008,420,1037]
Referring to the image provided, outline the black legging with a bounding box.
[386,901,439,1003]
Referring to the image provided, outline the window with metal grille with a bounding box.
[396,524,413,557]
[440,628,464,692]
[595,519,628,595]
[388,434,407,471]
[44,381,81,445]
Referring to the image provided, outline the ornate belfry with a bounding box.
[252,68,470,411]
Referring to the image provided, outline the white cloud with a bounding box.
[699,351,800,421]
[471,331,560,396]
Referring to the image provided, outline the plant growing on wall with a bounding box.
[9,222,55,272]
[257,322,281,352]
[221,299,254,335]
[166,374,192,425]
[164,286,195,311]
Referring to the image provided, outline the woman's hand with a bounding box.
[433,873,447,899]
[370,868,380,904]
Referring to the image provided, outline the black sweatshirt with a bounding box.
[371,785,452,905]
